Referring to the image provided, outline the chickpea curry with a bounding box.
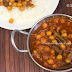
[0,0,34,10]
[30,17,72,70]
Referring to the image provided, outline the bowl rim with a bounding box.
[27,14,72,72]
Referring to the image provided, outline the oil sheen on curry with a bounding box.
[30,17,72,70]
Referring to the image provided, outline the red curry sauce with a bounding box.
[30,17,72,70]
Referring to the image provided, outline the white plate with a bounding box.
[0,0,59,30]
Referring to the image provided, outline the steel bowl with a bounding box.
[11,14,72,72]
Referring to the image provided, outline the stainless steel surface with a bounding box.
[11,30,29,52]
[11,14,72,72]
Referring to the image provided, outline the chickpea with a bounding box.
[57,54,62,60]
[49,35,54,40]
[42,23,47,28]
[30,4,35,8]
[41,31,45,36]
[41,38,47,43]
[44,46,50,51]
[65,58,71,63]
[13,2,17,7]
[62,33,67,37]
[38,45,43,50]
[17,2,22,7]
[54,18,59,23]
[10,0,15,3]
[33,50,37,54]
[19,6,25,11]
[68,34,72,38]
[47,59,53,64]
[61,29,67,33]
[44,62,48,66]
[60,44,66,50]
[22,1,27,6]
[36,35,41,39]
[9,18,14,24]
[67,40,71,45]
[46,31,52,36]
[60,19,65,23]
[52,39,57,44]
[53,64,57,68]
[51,49,55,54]
[7,5,12,11]
[36,40,40,45]
[0,1,3,6]
[42,55,48,60]
[57,26,61,30]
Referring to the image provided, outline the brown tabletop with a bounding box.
[0,0,72,72]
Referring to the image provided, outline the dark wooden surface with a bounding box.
[0,0,72,72]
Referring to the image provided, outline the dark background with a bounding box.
[0,0,72,72]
